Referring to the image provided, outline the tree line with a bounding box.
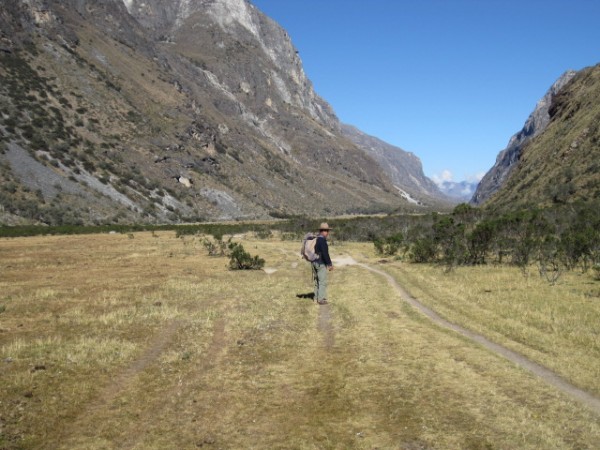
[372,200,600,283]
[2,196,598,283]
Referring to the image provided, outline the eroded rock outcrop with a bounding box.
[471,70,577,205]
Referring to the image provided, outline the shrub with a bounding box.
[433,216,467,270]
[256,228,272,240]
[228,242,265,270]
[409,238,436,263]
[593,263,600,281]
[374,233,403,256]
[467,220,496,264]
[536,236,564,285]
[83,160,96,172]
[202,238,218,255]
[203,237,229,257]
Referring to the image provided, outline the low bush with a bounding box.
[593,263,600,281]
[409,238,437,263]
[374,233,403,256]
[255,227,272,240]
[203,237,229,257]
[228,242,264,270]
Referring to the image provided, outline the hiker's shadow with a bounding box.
[296,293,314,301]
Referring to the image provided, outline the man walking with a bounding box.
[313,223,334,305]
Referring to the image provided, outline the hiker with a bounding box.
[312,223,334,305]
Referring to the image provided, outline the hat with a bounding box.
[318,222,333,231]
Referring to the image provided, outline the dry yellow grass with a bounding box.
[374,256,600,398]
[0,233,599,449]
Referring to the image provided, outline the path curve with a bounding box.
[355,262,600,416]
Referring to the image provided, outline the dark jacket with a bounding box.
[315,235,332,266]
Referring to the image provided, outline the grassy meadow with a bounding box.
[0,231,599,449]
[380,262,600,398]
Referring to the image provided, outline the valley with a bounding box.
[1,231,599,449]
[1,2,599,448]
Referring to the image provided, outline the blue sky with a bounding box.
[251,0,600,183]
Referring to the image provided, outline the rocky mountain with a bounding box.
[0,0,440,226]
[480,63,600,209]
[340,124,452,208]
[471,70,577,205]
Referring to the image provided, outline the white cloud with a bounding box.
[431,169,453,187]
[465,172,486,183]
[461,186,474,195]
[432,170,486,190]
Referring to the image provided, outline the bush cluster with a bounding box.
[198,236,264,270]
[372,201,600,282]
[374,233,403,256]
[2,199,597,284]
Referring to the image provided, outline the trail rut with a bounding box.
[317,304,335,349]
[58,320,182,447]
[121,317,227,449]
[355,262,600,416]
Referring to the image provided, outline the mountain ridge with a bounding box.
[340,124,452,208]
[471,69,577,205]
[0,0,446,226]
[480,63,600,209]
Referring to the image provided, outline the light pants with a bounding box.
[312,261,328,301]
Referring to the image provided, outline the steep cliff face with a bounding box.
[2,0,430,225]
[124,0,339,130]
[340,124,450,207]
[471,70,577,205]
[482,64,600,209]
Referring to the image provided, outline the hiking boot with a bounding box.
[317,299,328,305]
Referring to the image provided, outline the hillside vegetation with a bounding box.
[471,70,577,205]
[0,0,444,227]
[484,63,600,209]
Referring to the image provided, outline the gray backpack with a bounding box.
[300,233,319,262]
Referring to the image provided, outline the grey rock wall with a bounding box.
[471,70,577,205]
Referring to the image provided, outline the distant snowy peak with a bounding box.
[435,180,479,202]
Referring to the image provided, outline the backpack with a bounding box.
[301,232,319,262]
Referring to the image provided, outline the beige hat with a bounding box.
[319,222,333,231]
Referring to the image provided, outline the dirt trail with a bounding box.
[89,319,181,407]
[121,317,227,449]
[58,319,182,447]
[354,262,600,416]
[317,304,335,349]
[203,317,227,367]
[314,257,352,349]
